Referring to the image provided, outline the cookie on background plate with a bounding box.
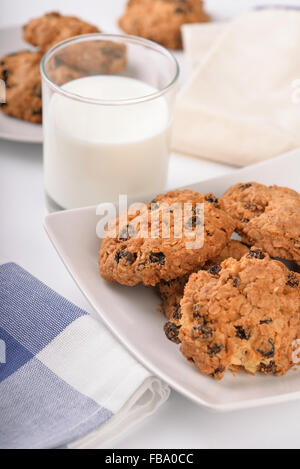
[222,183,300,263]
[159,240,249,319]
[0,50,43,123]
[165,248,300,380]
[119,0,210,50]
[23,11,100,53]
[47,63,86,87]
[99,190,235,287]
[56,40,127,75]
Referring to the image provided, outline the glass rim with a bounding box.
[40,33,180,106]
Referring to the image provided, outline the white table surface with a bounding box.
[1,0,300,450]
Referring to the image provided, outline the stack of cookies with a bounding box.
[98,183,300,381]
[0,12,126,124]
[0,12,100,124]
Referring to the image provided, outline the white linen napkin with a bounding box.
[173,9,300,166]
[182,22,225,72]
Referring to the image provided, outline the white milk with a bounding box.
[44,75,171,209]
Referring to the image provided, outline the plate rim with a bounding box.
[0,127,43,144]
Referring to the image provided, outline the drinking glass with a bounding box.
[41,33,179,211]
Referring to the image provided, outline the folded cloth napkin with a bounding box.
[172,8,300,166]
[0,260,169,450]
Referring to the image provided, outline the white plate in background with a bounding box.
[0,25,186,145]
[0,26,43,144]
[44,142,300,413]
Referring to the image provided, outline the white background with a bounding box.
[1,0,300,449]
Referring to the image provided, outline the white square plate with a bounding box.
[45,149,300,412]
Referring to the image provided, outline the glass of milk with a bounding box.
[41,34,179,211]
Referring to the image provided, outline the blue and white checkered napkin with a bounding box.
[0,261,170,449]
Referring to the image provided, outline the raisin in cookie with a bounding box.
[165,248,300,380]
[56,40,127,75]
[23,11,100,53]
[0,51,43,123]
[222,183,300,263]
[159,240,249,319]
[99,190,235,287]
[119,0,210,50]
